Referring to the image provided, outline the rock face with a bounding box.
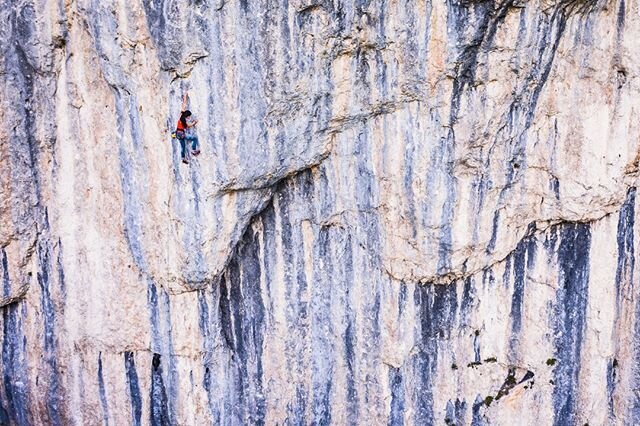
[0,0,639,424]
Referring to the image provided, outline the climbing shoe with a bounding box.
[182,158,189,164]
[192,150,201,156]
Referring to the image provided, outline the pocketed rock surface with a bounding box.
[1,0,639,424]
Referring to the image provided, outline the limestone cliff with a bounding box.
[1,0,639,424]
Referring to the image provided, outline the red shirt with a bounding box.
[176,118,186,131]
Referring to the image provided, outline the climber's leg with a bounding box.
[179,138,188,164]
[188,135,200,156]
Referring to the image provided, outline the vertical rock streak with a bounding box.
[552,224,592,425]
[124,352,143,426]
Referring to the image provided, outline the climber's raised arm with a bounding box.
[181,92,189,112]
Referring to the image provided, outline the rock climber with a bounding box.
[175,92,200,164]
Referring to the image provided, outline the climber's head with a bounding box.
[180,110,192,127]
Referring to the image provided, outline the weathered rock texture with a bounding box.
[1,0,639,424]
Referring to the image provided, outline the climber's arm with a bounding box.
[180,92,188,112]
